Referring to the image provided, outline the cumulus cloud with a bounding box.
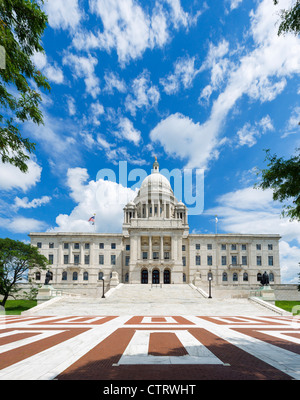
[32,52,64,84]
[43,0,83,31]
[13,196,52,210]
[236,115,274,147]
[0,216,47,233]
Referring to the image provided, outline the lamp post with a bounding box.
[101,277,105,298]
[208,276,212,299]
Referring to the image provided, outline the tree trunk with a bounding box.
[0,293,9,308]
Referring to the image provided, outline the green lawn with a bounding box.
[275,301,300,314]
[2,300,37,315]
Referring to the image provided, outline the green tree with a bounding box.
[0,238,48,307]
[256,149,300,221]
[274,0,300,36]
[0,0,50,173]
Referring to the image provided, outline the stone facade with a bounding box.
[29,158,281,291]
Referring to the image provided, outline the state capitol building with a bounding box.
[29,158,281,294]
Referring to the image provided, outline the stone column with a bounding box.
[149,235,152,260]
[160,236,164,261]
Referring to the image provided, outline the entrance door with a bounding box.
[141,269,148,284]
[164,269,170,284]
[152,269,160,284]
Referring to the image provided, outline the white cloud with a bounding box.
[125,71,160,116]
[236,115,274,147]
[32,52,64,84]
[13,196,51,210]
[116,117,141,145]
[281,106,300,138]
[229,0,243,11]
[103,71,127,94]
[66,95,76,116]
[50,168,137,233]
[90,101,105,126]
[205,186,300,283]
[0,155,42,192]
[43,0,83,31]
[62,53,100,98]
[0,216,47,233]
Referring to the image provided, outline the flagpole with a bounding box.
[215,215,218,234]
[94,213,96,233]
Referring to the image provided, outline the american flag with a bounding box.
[88,215,95,225]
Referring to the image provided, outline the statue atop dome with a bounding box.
[153,156,159,173]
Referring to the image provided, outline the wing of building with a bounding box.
[29,158,281,295]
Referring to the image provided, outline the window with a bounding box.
[231,255,237,266]
[111,243,116,249]
[257,256,262,266]
[37,242,42,248]
[35,272,41,281]
[99,254,104,265]
[268,244,273,251]
[83,271,88,281]
[233,273,238,282]
[207,244,212,250]
[48,254,54,264]
[143,252,148,260]
[153,252,159,260]
[241,244,247,251]
[125,273,129,283]
[231,244,236,250]
[221,244,226,251]
[182,245,186,251]
[256,244,261,250]
[74,254,80,264]
[64,243,69,249]
[195,243,200,250]
[268,256,273,266]
[49,242,54,249]
[125,256,130,266]
[111,255,116,265]
[196,255,201,265]
[72,271,78,281]
[257,273,262,282]
[164,252,170,260]
[99,243,104,249]
[183,273,186,282]
[269,272,274,282]
[242,256,247,265]
[85,243,90,250]
[243,272,248,281]
[182,256,186,266]
[62,271,67,281]
[207,255,212,266]
[74,243,79,249]
[98,271,104,280]
[64,255,69,264]
[84,255,89,265]
[222,272,228,282]
[126,244,130,251]
[222,255,227,266]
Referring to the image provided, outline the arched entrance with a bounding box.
[141,269,148,284]
[164,269,171,284]
[152,269,160,284]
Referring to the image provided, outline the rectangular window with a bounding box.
[84,255,89,264]
[242,256,247,265]
[164,252,170,260]
[85,243,90,250]
[64,243,69,249]
[99,243,104,249]
[231,244,236,251]
[111,255,116,265]
[48,254,54,264]
[268,255,273,266]
[182,256,186,266]
[74,254,80,264]
[241,244,247,251]
[256,244,261,251]
[196,255,201,265]
[257,256,262,266]
[222,255,227,265]
[74,243,80,249]
[221,244,226,251]
[231,255,237,266]
[207,244,212,250]
[268,244,273,251]
[99,254,104,265]
[195,243,200,250]
[125,256,130,266]
[207,255,212,266]
[64,255,69,264]
[111,243,116,249]
[37,242,42,248]
[126,244,130,251]
[49,242,54,249]
[182,245,186,251]
[153,252,159,260]
[143,252,148,260]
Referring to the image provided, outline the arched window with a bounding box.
[269,272,274,282]
[183,273,186,282]
[83,271,88,281]
[243,272,248,282]
[222,272,228,282]
[35,272,41,281]
[72,271,78,281]
[62,271,67,281]
[98,271,104,280]
[233,272,238,282]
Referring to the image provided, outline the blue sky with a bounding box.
[0,0,299,283]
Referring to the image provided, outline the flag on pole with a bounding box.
[88,215,95,225]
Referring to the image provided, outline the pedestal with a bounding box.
[110,271,120,288]
[259,285,275,303]
[37,285,54,304]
